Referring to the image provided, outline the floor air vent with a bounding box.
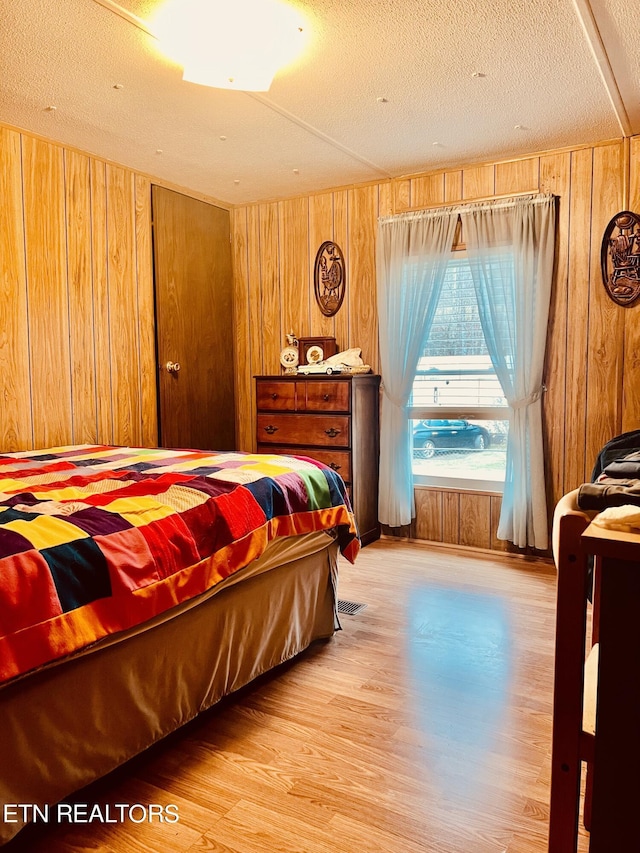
[337,599,367,616]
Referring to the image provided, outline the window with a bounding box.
[410,253,509,490]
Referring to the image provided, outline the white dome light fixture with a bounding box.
[153,0,307,92]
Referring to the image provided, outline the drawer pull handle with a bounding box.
[271,393,278,400]
[325,428,340,438]
[264,425,279,435]
[323,394,330,402]
[329,462,342,471]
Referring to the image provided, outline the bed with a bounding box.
[0,444,360,846]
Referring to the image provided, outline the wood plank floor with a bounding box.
[7,539,591,853]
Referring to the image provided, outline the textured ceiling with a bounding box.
[0,0,637,205]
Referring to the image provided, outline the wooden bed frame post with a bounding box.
[581,535,640,852]
[581,556,601,833]
[548,507,591,853]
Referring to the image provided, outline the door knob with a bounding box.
[166,361,181,374]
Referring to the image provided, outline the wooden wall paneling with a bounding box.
[393,178,411,212]
[4,124,640,552]
[442,491,460,544]
[494,158,540,196]
[458,492,492,549]
[0,127,32,450]
[375,181,393,368]
[348,185,379,372]
[333,190,350,352]
[414,488,443,542]
[231,207,253,452]
[90,159,113,444]
[65,150,97,444]
[106,164,142,446]
[259,202,281,375]
[622,137,640,433]
[490,495,509,551]
[410,173,445,209]
[585,143,625,474]
[378,181,393,217]
[629,135,640,221]
[22,136,72,449]
[462,164,495,199]
[279,197,310,345]
[222,138,640,552]
[308,192,335,339]
[563,147,593,490]
[539,151,571,510]
[247,205,263,449]
[246,205,264,373]
[134,174,157,447]
[444,171,463,203]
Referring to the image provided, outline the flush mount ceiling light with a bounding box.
[152,0,307,91]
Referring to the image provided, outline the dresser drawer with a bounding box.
[258,445,352,483]
[301,449,351,481]
[299,380,350,412]
[256,381,296,411]
[257,414,350,447]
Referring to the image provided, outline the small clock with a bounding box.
[279,345,299,369]
[306,345,324,364]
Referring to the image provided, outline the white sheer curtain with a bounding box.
[460,194,556,549]
[377,209,459,527]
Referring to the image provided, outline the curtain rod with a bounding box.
[379,192,555,224]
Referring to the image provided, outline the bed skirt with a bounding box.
[0,533,339,846]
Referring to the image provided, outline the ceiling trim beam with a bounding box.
[248,93,393,178]
[571,0,632,137]
[91,0,156,37]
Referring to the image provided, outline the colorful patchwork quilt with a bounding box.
[0,445,359,685]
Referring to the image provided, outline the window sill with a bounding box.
[413,475,504,495]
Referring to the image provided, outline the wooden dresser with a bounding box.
[255,374,380,545]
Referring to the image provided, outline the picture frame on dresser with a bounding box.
[255,374,380,545]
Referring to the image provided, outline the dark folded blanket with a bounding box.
[578,480,640,510]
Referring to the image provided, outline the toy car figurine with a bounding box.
[297,362,343,375]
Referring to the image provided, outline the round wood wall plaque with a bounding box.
[314,241,346,316]
[601,210,640,306]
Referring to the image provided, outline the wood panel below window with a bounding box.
[402,486,539,555]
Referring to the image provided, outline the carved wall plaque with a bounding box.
[314,241,346,316]
[601,210,640,306]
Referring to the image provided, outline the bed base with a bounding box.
[0,540,339,846]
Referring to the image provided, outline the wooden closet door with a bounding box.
[152,186,235,451]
